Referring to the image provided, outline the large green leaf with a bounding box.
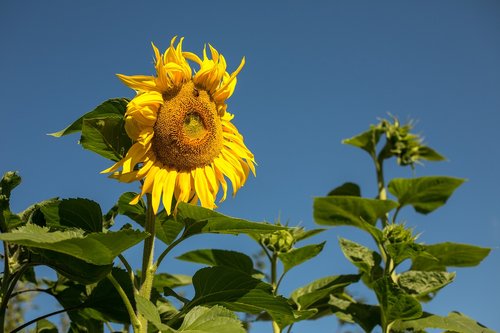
[392,311,495,333]
[177,203,286,237]
[135,295,172,331]
[290,275,360,310]
[153,273,192,291]
[118,192,184,245]
[388,176,465,214]
[178,305,245,333]
[177,249,254,274]
[327,182,361,197]
[411,242,490,271]
[314,196,396,238]
[329,295,381,332]
[342,127,383,155]
[385,241,427,266]
[398,271,455,297]
[40,198,103,232]
[339,238,382,281]
[0,224,148,265]
[373,276,422,323]
[32,250,112,284]
[185,266,295,329]
[80,116,132,162]
[278,242,325,273]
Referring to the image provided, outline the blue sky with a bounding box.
[1,0,499,332]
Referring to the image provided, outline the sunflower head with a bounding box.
[103,37,255,215]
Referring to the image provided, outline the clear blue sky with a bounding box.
[1,1,499,332]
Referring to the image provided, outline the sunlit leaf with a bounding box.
[388,176,465,214]
[373,276,422,323]
[339,238,382,281]
[392,311,495,333]
[135,295,172,331]
[411,242,490,271]
[178,305,245,333]
[0,224,147,265]
[342,127,383,155]
[398,271,455,297]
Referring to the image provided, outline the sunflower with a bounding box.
[103,37,255,215]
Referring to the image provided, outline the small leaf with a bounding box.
[185,266,295,329]
[373,276,422,323]
[50,98,129,137]
[81,116,132,161]
[342,127,383,155]
[40,198,103,232]
[418,146,446,162]
[329,295,381,332]
[339,238,382,281]
[178,305,245,333]
[385,242,426,266]
[392,311,495,333]
[135,295,172,331]
[411,242,490,271]
[0,224,148,265]
[290,275,360,310]
[177,249,254,274]
[328,182,361,197]
[153,273,192,290]
[177,203,286,237]
[398,271,455,297]
[388,176,465,214]
[292,228,326,242]
[279,242,325,273]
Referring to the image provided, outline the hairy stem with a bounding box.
[270,253,281,333]
[108,273,142,332]
[138,193,156,332]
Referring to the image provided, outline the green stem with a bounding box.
[270,253,281,333]
[0,242,10,332]
[107,273,142,332]
[138,193,157,332]
[0,263,29,331]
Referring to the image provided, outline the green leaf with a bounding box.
[178,305,245,333]
[392,311,495,333]
[418,146,446,162]
[185,266,295,329]
[411,242,490,271]
[40,198,103,232]
[388,176,465,214]
[32,250,112,284]
[118,192,184,245]
[153,273,192,291]
[290,275,360,310]
[398,271,455,297]
[36,319,58,333]
[342,127,383,155]
[50,98,129,137]
[80,116,132,161]
[177,249,254,274]
[329,295,381,332]
[385,242,426,266]
[292,228,326,242]
[373,276,422,323]
[328,182,361,197]
[278,242,325,273]
[0,224,148,265]
[339,238,382,281]
[135,295,172,331]
[177,202,286,237]
[314,196,396,238]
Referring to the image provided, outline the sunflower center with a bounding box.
[152,81,223,171]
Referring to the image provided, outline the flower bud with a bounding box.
[261,230,295,254]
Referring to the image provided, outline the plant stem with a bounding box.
[0,263,29,331]
[0,242,10,332]
[270,253,281,333]
[108,273,142,332]
[138,193,157,332]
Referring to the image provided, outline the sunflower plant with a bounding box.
[0,38,495,333]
